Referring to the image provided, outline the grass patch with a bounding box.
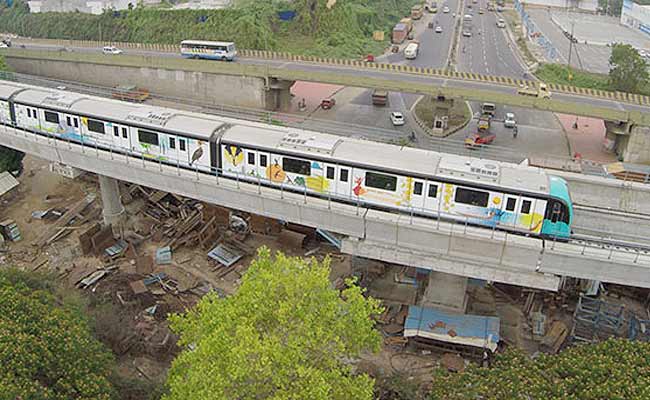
[535,63,650,96]
[414,96,471,137]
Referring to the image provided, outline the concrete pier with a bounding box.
[98,175,125,228]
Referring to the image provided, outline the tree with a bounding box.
[0,54,24,174]
[165,248,383,400]
[0,268,115,400]
[609,43,649,94]
[428,338,650,400]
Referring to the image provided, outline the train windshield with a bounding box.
[545,199,570,224]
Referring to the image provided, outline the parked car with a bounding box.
[0,43,7,49]
[102,46,123,55]
[435,26,443,33]
[321,98,336,109]
[496,18,506,28]
[504,112,517,128]
[390,111,405,126]
[443,6,450,13]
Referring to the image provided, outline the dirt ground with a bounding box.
[2,155,649,392]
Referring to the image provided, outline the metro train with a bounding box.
[0,81,573,239]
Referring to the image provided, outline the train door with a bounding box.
[177,137,189,165]
[324,164,337,197]
[423,181,440,214]
[500,195,519,229]
[111,124,130,150]
[244,148,257,178]
[167,135,179,163]
[258,151,270,181]
[411,179,425,210]
[338,166,352,198]
[63,114,81,139]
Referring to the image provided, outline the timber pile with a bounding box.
[127,185,220,251]
[35,194,97,247]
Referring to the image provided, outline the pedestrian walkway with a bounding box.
[556,114,617,163]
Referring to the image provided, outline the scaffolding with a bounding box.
[571,294,626,343]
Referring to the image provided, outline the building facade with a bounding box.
[27,0,158,14]
[520,0,598,11]
[621,0,650,39]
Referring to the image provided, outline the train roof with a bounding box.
[0,81,28,100]
[222,125,550,195]
[5,82,226,139]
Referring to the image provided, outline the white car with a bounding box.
[496,18,506,28]
[102,46,123,55]
[0,43,8,49]
[443,6,450,13]
[504,112,516,128]
[435,26,443,33]
[390,112,405,126]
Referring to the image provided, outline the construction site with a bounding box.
[2,155,650,393]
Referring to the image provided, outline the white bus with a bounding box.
[180,40,237,61]
[404,42,419,59]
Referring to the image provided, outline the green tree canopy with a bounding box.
[609,43,649,94]
[429,338,650,400]
[165,248,383,400]
[0,269,115,400]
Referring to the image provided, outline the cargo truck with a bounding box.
[411,5,424,19]
[392,23,408,44]
[400,17,414,33]
[372,89,388,106]
[517,83,552,99]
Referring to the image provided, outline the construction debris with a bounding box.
[0,219,21,242]
[35,194,96,247]
[540,321,569,354]
[105,240,128,259]
[208,241,245,267]
[155,246,172,265]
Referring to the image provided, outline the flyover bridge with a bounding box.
[3,123,650,292]
[3,45,650,126]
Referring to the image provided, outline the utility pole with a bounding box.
[567,19,575,70]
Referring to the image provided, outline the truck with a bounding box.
[372,89,388,106]
[477,114,491,131]
[400,17,414,33]
[404,41,420,59]
[411,5,424,19]
[517,83,552,99]
[392,23,408,44]
[112,85,150,103]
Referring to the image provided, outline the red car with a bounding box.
[321,98,336,110]
[465,132,496,149]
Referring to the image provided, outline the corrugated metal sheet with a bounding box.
[0,171,19,197]
[404,305,500,352]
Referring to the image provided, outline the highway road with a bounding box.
[453,0,569,160]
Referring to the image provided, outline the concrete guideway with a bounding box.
[2,46,650,126]
[4,125,650,291]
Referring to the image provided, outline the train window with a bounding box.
[414,182,423,195]
[138,129,159,146]
[428,184,438,198]
[247,152,255,165]
[32,109,38,118]
[326,166,335,180]
[74,118,79,128]
[87,119,105,134]
[122,127,127,138]
[260,154,268,167]
[340,169,349,182]
[521,200,532,214]
[169,137,176,149]
[283,157,311,175]
[66,116,71,126]
[366,172,397,192]
[506,198,516,212]
[455,187,489,207]
[179,139,186,152]
[113,126,119,137]
[44,111,59,124]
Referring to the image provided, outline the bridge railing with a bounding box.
[3,121,650,271]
